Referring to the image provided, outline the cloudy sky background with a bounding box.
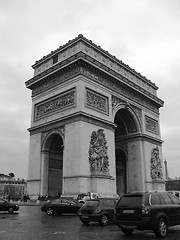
[0,0,180,179]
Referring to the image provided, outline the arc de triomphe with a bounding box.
[25,34,165,199]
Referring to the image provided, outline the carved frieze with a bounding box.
[32,67,80,96]
[80,67,159,113]
[85,88,109,115]
[150,147,163,180]
[35,88,76,120]
[89,129,110,174]
[32,65,159,114]
[145,115,159,134]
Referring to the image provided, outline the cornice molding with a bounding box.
[28,111,116,135]
[25,35,162,103]
[115,133,163,145]
[31,34,156,89]
[26,62,163,112]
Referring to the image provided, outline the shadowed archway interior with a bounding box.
[114,108,137,136]
[116,149,127,197]
[48,134,63,197]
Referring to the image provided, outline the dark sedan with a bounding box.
[0,198,19,213]
[41,198,82,216]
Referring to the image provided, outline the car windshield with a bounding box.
[117,195,143,208]
[52,199,62,204]
[84,200,99,207]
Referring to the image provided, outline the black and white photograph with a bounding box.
[0,0,180,239]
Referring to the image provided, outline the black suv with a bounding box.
[115,191,180,238]
[78,198,118,226]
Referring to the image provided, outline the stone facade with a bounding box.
[25,35,165,199]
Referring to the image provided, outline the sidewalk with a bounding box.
[12,200,46,206]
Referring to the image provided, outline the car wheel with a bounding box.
[8,207,14,214]
[121,227,134,235]
[99,214,109,226]
[46,207,54,216]
[154,218,168,238]
[81,220,90,225]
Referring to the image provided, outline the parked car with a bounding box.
[78,198,118,226]
[0,198,19,213]
[115,191,180,238]
[41,198,82,216]
[166,190,180,198]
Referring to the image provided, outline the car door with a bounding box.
[68,201,80,214]
[104,199,116,220]
[168,193,180,225]
[0,199,8,211]
[52,199,63,214]
[60,199,74,213]
[160,193,177,225]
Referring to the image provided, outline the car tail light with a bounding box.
[142,204,150,214]
[94,208,101,214]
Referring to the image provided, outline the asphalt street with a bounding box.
[0,205,180,240]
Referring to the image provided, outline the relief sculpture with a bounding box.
[86,88,109,114]
[89,129,109,174]
[35,89,75,120]
[150,147,163,180]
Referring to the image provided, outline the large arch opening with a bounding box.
[47,134,64,197]
[116,148,127,196]
[114,107,138,196]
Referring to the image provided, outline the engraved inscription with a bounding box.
[86,88,109,115]
[35,89,75,120]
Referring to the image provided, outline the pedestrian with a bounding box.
[8,195,10,201]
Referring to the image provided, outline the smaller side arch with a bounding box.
[40,128,64,197]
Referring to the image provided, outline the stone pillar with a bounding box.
[127,140,145,192]
[164,159,168,180]
[62,121,116,198]
[41,150,49,196]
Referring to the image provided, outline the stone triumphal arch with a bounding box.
[25,35,165,199]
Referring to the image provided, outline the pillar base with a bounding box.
[63,174,116,198]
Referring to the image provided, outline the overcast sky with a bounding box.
[0,0,180,179]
